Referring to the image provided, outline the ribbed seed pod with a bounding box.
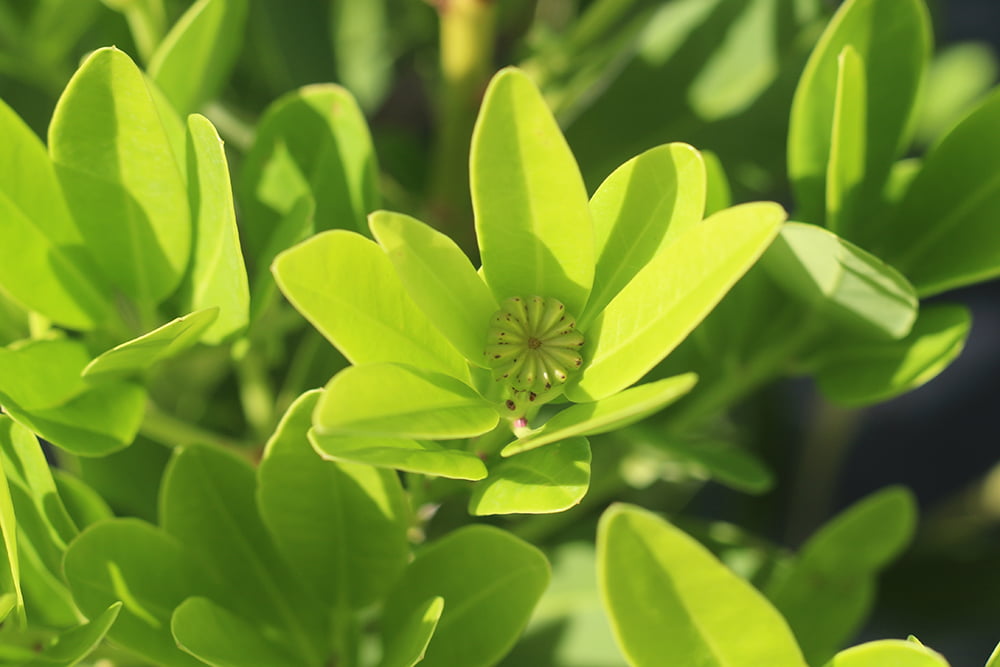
[485,296,585,396]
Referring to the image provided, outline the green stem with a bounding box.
[428,0,496,255]
[122,0,167,63]
[141,401,248,453]
[235,345,277,442]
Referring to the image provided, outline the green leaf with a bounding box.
[171,597,297,667]
[148,0,248,115]
[258,390,409,610]
[240,85,380,258]
[370,211,498,366]
[470,437,591,515]
[569,202,785,401]
[310,431,487,481]
[76,436,171,523]
[330,0,392,111]
[762,223,917,340]
[314,363,498,440]
[649,437,774,495]
[378,597,445,667]
[0,449,23,624]
[0,339,89,411]
[788,0,930,227]
[472,67,594,315]
[249,195,314,324]
[503,374,697,457]
[26,601,122,667]
[702,150,732,217]
[821,640,950,667]
[814,303,970,407]
[598,504,806,667]
[49,47,190,306]
[51,470,114,531]
[2,380,146,457]
[767,487,916,663]
[63,519,206,667]
[272,230,471,381]
[874,89,1000,296]
[986,641,1000,667]
[915,43,998,146]
[382,525,550,667]
[82,308,219,380]
[826,46,867,234]
[0,592,15,623]
[0,98,113,330]
[583,143,706,325]
[160,444,327,664]
[180,114,250,343]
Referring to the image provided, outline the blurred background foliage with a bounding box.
[0,0,998,663]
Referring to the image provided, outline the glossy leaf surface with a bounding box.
[598,504,806,666]
[382,525,549,667]
[470,437,591,515]
[472,67,594,315]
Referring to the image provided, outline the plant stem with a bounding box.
[141,401,249,454]
[428,0,496,256]
[235,345,277,442]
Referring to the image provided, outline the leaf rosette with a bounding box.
[273,67,785,510]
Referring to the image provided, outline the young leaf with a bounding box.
[382,525,549,667]
[181,114,250,343]
[569,202,785,401]
[502,374,698,457]
[0,98,113,329]
[826,46,867,234]
[370,211,499,366]
[788,0,930,227]
[821,639,950,667]
[310,431,487,481]
[814,304,970,406]
[63,519,207,667]
[25,601,122,667]
[272,230,471,381]
[472,67,595,315]
[583,143,706,325]
[148,0,248,115]
[767,487,917,663]
[82,308,219,380]
[598,504,807,666]
[470,436,591,516]
[171,597,298,667]
[49,47,190,306]
[379,597,445,667]
[160,444,327,663]
[874,89,1000,296]
[986,641,1000,667]
[240,85,380,257]
[257,390,409,610]
[762,223,917,340]
[314,363,498,440]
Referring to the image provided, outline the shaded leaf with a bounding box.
[171,597,297,667]
[26,601,122,667]
[826,46,867,234]
[378,597,445,667]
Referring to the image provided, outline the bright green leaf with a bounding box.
[583,143,706,325]
[503,374,697,456]
[172,597,297,666]
[382,525,549,667]
[874,89,1000,296]
[0,592,15,623]
[249,195,314,324]
[821,640,950,667]
[0,98,113,329]
[378,597,445,667]
[63,519,206,667]
[258,390,409,610]
[570,202,784,401]
[310,430,487,481]
[986,641,1000,667]
[82,308,218,380]
[272,230,471,380]
[788,0,930,227]
[315,363,497,440]
[814,304,970,406]
[148,0,248,115]
[26,601,122,667]
[826,46,867,234]
[0,453,23,624]
[160,444,327,663]
[370,211,498,366]
[49,47,190,306]
[598,504,806,667]
[762,222,917,340]
[767,487,916,663]
[0,339,89,410]
[240,85,380,257]
[470,437,591,515]
[472,67,594,315]
[180,114,250,343]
